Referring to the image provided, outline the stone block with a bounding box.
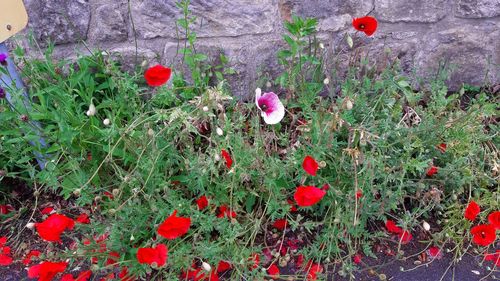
[375,0,448,23]
[455,0,500,18]
[89,2,128,42]
[132,0,279,39]
[24,0,91,44]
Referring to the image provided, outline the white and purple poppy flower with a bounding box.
[255,88,285,125]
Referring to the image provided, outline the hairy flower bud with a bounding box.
[86,103,96,116]
[103,118,111,126]
[422,221,430,231]
[201,262,211,272]
[202,106,209,112]
[216,127,223,136]
[345,99,353,110]
[26,222,35,229]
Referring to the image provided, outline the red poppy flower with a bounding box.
[353,254,362,264]
[397,230,413,244]
[464,200,480,221]
[40,207,54,215]
[28,261,68,281]
[287,199,298,212]
[35,214,75,242]
[180,264,204,281]
[302,156,319,176]
[118,266,136,281]
[157,210,191,240]
[23,250,41,265]
[76,213,90,224]
[305,261,324,281]
[196,195,209,211]
[427,246,442,260]
[272,219,288,230]
[250,253,260,270]
[355,190,363,199]
[485,250,500,266]
[0,204,13,215]
[221,149,233,169]
[294,186,326,207]
[352,16,378,36]
[106,252,120,266]
[437,143,447,153]
[267,264,280,280]
[296,254,304,268]
[137,244,168,267]
[426,166,438,177]
[103,191,114,199]
[144,65,172,87]
[487,211,500,230]
[0,244,12,266]
[385,220,403,234]
[217,260,232,273]
[470,224,497,247]
[60,270,92,281]
[216,205,237,219]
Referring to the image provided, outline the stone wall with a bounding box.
[11,0,500,98]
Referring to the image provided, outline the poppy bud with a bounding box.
[86,103,96,116]
[33,190,40,197]
[255,88,262,97]
[318,161,326,168]
[266,81,272,88]
[94,196,102,202]
[323,78,330,85]
[216,127,223,136]
[147,128,155,137]
[130,234,135,241]
[319,43,325,49]
[26,222,35,229]
[112,189,120,197]
[423,221,430,231]
[73,189,81,197]
[201,262,211,271]
[214,154,220,162]
[141,60,148,68]
[345,99,353,110]
[103,118,110,126]
[108,209,116,215]
[202,106,209,112]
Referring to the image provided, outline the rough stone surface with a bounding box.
[375,0,449,23]
[455,0,500,18]
[88,2,128,42]
[10,0,500,97]
[23,0,91,44]
[132,0,279,39]
[415,21,500,89]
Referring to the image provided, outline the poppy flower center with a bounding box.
[260,104,268,111]
[359,24,365,29]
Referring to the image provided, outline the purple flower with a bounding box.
[0,88,5,99]
[255,88,285,125]
[0,53,7,66]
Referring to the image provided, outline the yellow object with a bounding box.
[0,0,29,43]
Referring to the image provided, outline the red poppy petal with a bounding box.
[302,155,319,176]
